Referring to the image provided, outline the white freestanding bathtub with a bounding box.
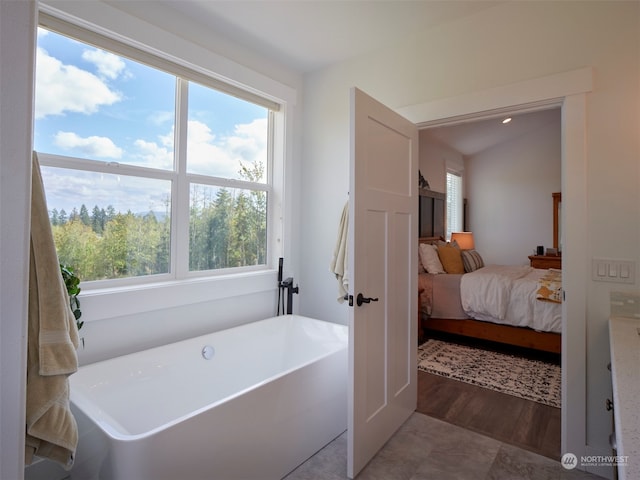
[68,315,348,480]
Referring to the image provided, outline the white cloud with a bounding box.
[185,118,267,179]
[42,167,169,215]
[81,48,126,80]
[122,118,266,179]
[54,131,123,159]
[35,47,122,119]
[148,111,174,127]
[227,118,267,162]
[133,139,174,169]
[185,120,238,178]
[42,117,267,212]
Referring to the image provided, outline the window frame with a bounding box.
[35,12,286,299]
[446,169,463,241]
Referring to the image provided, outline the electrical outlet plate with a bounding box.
[592,258,636,284]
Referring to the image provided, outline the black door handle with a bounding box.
[356,293,379,307]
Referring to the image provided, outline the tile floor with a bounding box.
[285,413,606,480]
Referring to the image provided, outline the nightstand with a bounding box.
[528,255,562,269]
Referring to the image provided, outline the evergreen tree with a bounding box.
[91,205,104,234]
[105,205,116,223]
[209,188,233,269]
[239,161,267,265]
[59,209,68,224]
[50,208,60,226]
[79,204,90,226]
[69,207,79,222]
[229,191,252,266]
[155,196,171,273]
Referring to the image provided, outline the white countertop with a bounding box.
[609,316,640,480]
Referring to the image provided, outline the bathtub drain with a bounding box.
[201,345,215,360]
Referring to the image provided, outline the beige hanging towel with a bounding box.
[25,152,79,470]
[330,201,349,302]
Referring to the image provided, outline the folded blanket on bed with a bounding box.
[536,268,563,303]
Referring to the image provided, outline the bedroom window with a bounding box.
[34,20,278,287]
[446,170,463,240]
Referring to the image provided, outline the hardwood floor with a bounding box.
[417,333,561,461]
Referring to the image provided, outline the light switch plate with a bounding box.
[592,258,636,284]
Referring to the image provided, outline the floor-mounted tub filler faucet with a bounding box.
[277,257,299,315]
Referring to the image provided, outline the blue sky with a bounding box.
[35,28,268,214]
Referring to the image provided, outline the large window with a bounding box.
[35,23,277,286]
[446,170,463,240]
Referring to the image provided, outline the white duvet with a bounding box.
[460,265,562,333]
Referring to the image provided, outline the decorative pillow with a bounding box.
[418,251,426,273]
[437,244,465,274]
[536,269,562,303]
[437,239,459,249]
[419,243,446,274]
[461,250,485,273]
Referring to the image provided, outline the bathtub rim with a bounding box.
[70,314,348,441]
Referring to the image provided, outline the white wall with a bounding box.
[465,113,561,265]
[418,131,463,194]
[299,1,639,477]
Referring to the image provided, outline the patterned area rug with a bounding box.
[418,339,561,408]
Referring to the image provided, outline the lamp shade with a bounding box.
[451,232,475,250]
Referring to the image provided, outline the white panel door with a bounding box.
[347,87,418,478]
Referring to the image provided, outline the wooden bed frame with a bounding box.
[419,315,561,354]
[417,236,561,354]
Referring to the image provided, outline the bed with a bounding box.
[418,237,562,354]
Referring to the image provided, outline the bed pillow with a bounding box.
[437,244,465,274]
[419,243,446,274]
[437,239,459,249]
[461,250,485,273]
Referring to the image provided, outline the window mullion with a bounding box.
[173,79,190,278]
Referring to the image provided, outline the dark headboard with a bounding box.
[419,236,445,245]
[419,189,446,238]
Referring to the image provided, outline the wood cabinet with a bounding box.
[528,255,562,269]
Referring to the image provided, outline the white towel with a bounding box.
[25,152,79,469]
[330,202,349,302]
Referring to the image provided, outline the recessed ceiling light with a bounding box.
[502,117,512,124]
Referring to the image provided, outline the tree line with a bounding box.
[51,163,267,282]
